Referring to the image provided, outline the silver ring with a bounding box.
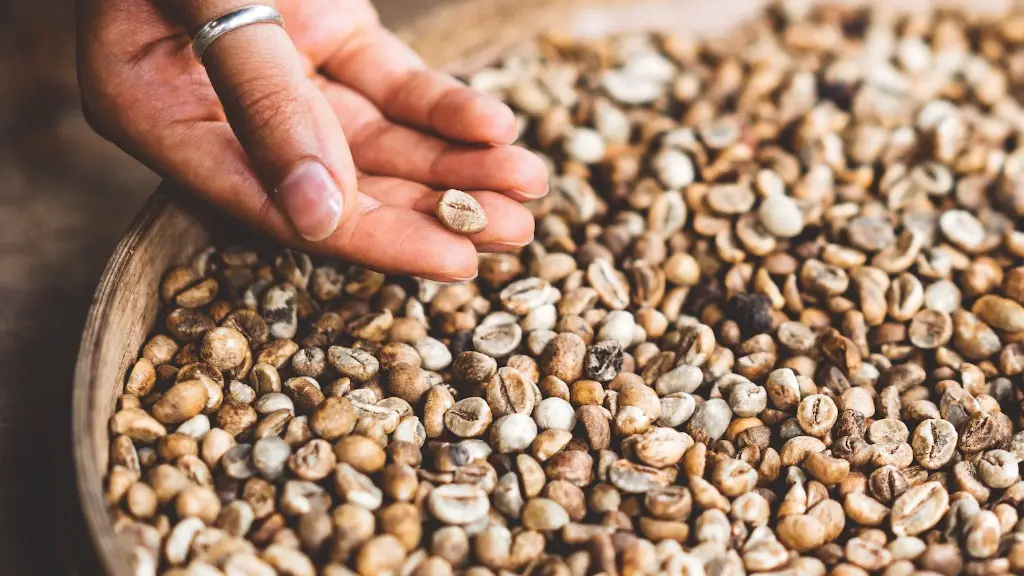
[192,5,286,63]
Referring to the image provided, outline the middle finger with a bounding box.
[319,79,549,201]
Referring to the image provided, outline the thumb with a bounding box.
[176,0,357,241]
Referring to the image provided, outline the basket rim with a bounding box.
[72,191,174,576]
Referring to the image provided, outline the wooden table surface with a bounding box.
[0,1,439,573]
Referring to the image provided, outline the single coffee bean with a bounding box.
[436,189,488,235]
[428,484,490,525]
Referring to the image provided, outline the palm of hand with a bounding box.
[78,0,547,281]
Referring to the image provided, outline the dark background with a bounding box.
[0,0,439,573]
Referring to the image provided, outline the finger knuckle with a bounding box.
[77,60,152,144]
[335,203,380,251]
[383,69,435,112]
[231,77,309,140]
[80,88,133,144]
[77,67,120,140]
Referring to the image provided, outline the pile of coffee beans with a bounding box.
[106,2,1024,575]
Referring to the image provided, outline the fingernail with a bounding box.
[476,241,529,253]
[277,161,343,242]
[422,272,478,283]
[514,185,549,200]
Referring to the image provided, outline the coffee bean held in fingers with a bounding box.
[435,189,488,235]
[101,3,1024,574]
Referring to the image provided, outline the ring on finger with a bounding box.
[191,5,286,63]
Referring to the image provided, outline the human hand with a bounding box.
[77,0,548,281]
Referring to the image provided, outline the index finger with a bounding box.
[322,27,519,146]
